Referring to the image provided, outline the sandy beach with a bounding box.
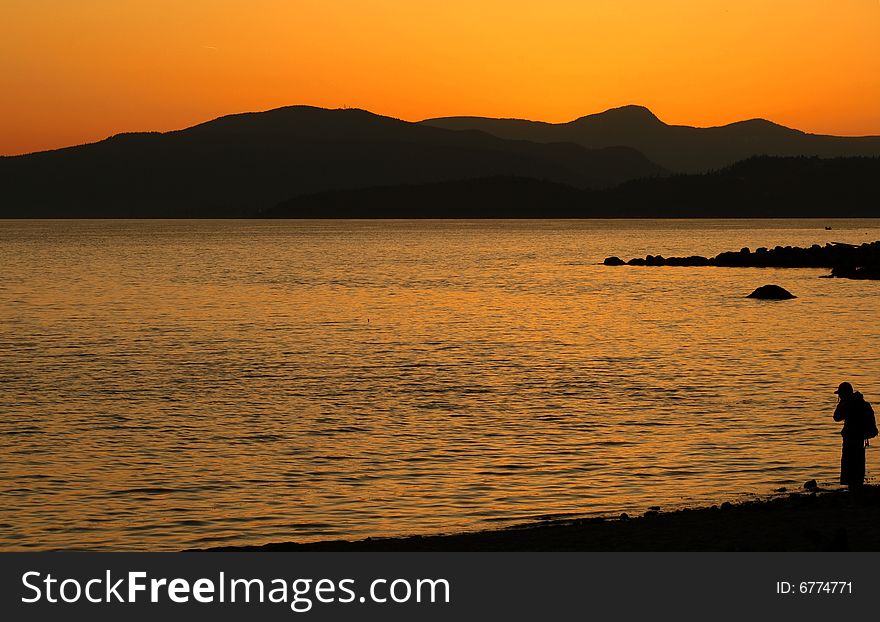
[204,485,880,552]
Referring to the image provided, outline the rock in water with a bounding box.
[603,256,625,266]
[747,284,796,300]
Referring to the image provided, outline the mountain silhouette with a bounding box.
[0,106,664,218]
[599,155,880,217]
[267,156,880,218]
[422,105,880,173]
[266,176,586,218]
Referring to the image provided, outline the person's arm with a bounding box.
[833,401,846,422]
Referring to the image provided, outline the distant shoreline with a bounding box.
[4,215,880,220]
[200,485,880,552]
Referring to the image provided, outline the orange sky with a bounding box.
[2,0,879,155]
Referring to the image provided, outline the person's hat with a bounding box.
[834,381,853,395]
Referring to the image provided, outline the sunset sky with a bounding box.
[2,0,879,155]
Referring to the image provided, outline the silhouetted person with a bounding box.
[833,382,877,490]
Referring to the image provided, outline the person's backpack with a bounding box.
[864,401,879,440]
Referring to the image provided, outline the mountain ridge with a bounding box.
[422,105,880,172]
[4,104,880,218]
[0,106,664,218]
[267,156,880,219]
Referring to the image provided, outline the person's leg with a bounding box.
[841,438,865,490]
[847,440,866,492]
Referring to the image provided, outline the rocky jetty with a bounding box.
[604,241,880,280]
[830,265,880,280]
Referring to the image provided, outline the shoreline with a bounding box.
[201,485,880,552]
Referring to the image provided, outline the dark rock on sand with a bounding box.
[747,284,796,300]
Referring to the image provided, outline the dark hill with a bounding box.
[601,155,880,217]
[0,106,664,218]
[422,105,880,173]
[266,176,587,218]
[267,156,880,218]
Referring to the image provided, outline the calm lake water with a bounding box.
[1,219,879,551]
